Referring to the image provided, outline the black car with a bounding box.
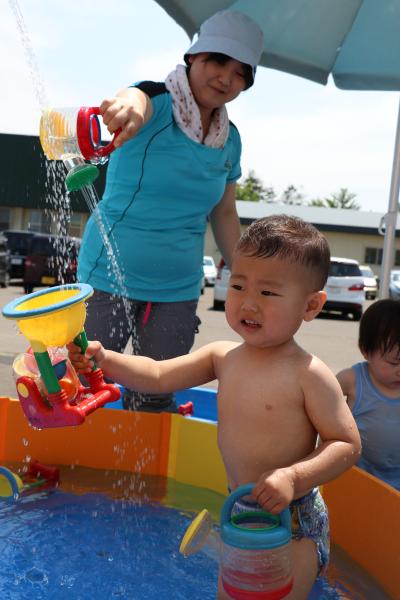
[23,233,81,294]
[0,233,10,287]
[1,230,35,279]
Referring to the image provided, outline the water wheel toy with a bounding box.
[2,283,120,428]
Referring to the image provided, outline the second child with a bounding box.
[337,299,400,491]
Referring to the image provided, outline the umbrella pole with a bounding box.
[379,97,400,299]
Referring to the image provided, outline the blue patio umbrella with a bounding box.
[156,0,400,296]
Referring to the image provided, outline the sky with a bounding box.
[2,0,400,213]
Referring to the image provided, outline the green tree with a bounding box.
[236,170,271,202]
[309,187,360,210]
[279,185,304,205]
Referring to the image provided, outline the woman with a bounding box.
[78,10,264,412]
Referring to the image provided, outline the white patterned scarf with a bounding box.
[165,64,229,148]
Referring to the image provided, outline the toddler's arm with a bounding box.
[100,87,153,148]
[68,339,227,395]
[253,358,361,514]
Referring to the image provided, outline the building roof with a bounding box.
[236,200,398,235]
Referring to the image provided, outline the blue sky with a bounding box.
[2,0,399,212]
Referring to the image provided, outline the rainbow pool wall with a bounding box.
[0,395,399,599]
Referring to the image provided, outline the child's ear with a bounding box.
[303,291,327,322]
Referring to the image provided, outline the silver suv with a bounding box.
[323,257,365,321]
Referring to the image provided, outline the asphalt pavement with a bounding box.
[0,283,364,398]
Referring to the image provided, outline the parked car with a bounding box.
[359,264,378,299]
[213,259,230,309]
[1,229,35,279]
[23,233,81,294]
[389,270,400,299]
[0,232,10,288]
[323,257,365,321]
[203,255,217,286]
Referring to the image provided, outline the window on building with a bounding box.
[365,247,383,265]
[27,210,51,233]
[0,207,10,230]
[68,213,83,238]
[395,250,400,266]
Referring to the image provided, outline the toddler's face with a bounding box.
[224,252,320,348]
[365,346,400,393]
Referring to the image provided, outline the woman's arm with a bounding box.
[100,87,153,148]
[209,183,241,269]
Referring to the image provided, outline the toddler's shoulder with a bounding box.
[299,352,339,386]
[209,340,240,356]
[336,366,356,395]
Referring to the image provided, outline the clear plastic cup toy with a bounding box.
[220,484,294,599]
[180,484,294,598]
[40,107,120,192]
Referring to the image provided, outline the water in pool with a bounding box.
[0,467,390,599]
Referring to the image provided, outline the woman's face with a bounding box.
[187,53,247,113]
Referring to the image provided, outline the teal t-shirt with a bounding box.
[78,82,242,302]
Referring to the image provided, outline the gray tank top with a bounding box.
[352,361,400,491]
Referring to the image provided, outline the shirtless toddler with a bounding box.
[69,215,361,599]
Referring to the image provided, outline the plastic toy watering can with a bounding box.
[40,107,120,191]
[2,283,120,428]
[180,484,293,599]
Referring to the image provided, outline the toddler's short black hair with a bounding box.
[359,299,400,356]
[236,214,331,290]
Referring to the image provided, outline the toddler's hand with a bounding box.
[100,96,144,147]
[252,468,295,514]
[66,340,106,374]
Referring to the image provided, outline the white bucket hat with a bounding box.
[184,10,264,88]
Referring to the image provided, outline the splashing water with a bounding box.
[79,185,137,337]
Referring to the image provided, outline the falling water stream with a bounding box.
[8,0,134,333]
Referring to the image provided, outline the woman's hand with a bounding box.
[67,340,107,374]
[252,468,296,514]
[100,88,152,148]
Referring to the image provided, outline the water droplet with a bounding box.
[25,568,48,584]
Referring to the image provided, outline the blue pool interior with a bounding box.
[0,466,390,600]
[111,386,218,421]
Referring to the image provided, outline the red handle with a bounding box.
[76,106,121,160]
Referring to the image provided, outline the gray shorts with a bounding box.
[84,289,200,412]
